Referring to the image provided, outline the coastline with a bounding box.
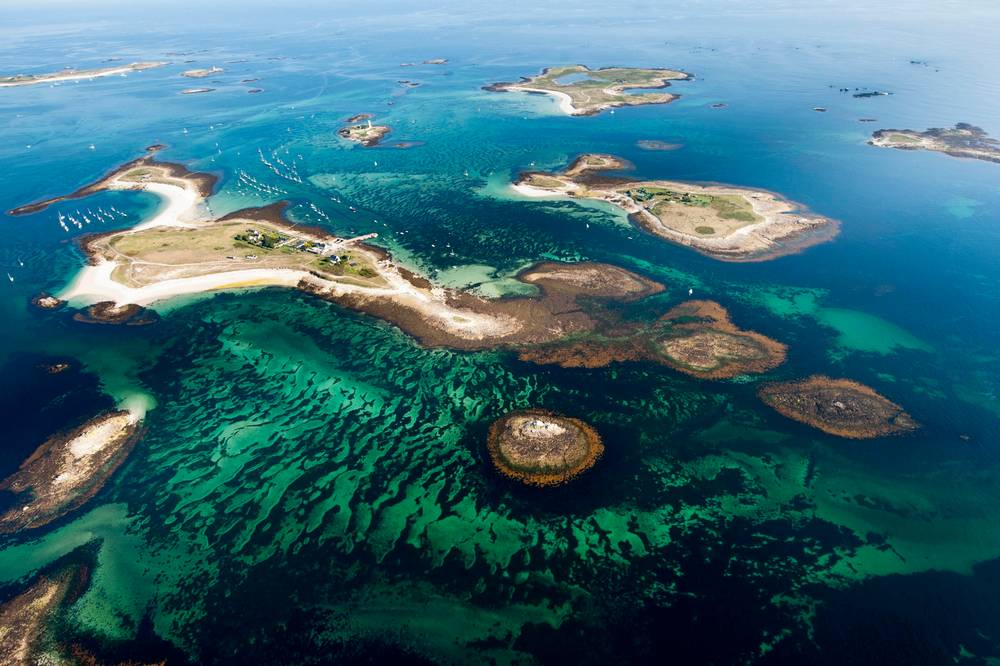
[513,155,839,262]
[485,65,689,117]
[0,62,167,88]
[24,151,670,353]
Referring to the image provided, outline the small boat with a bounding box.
[6,273,13,283]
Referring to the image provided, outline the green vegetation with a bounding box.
[121,167,157,180]
[321,253,377,278]
[695,226,716,235]
[525,175,567,189]
[501,65,688,115]
[630,187,759,223]
[236,228,287,249]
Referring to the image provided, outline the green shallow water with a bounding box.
[5,289,1000,662]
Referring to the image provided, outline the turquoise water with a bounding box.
[2,1,1000,663]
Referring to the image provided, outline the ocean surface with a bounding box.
[2,1,1000,663]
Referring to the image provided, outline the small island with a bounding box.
[654,300,787,378]
[487,410,603,487]
[181,66,223,78]
[869,123,1000,164]
[518,299,786,379]
[0,564,89,664]
[0,410,145,533]
[0,61,166,87]
[30,293,65,310]
[72,301,160,325]
[514,154,839,262]
[338,116,391,147]
[485,65,691,116]
[758,376,918,439]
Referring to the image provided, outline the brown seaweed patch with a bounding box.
[518,300,786,379]
[758,375,918,439]
[653,300,787,379]
[487,410,603,487]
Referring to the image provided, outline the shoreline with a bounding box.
[485,65,690,117]
[21,149,671,353]
[513,154,839,262]
[0,62,167,88]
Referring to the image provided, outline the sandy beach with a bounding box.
[0,62,166,87]
[505,85,577,115]
[123,180,201,230]
[60,262,307,306]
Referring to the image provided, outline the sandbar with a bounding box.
[0,61,166,88]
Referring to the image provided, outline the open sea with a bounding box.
[2,1,1000,663]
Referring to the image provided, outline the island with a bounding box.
[181,66,223,78]
[654,300,788,378]
[400,58,448,66]
[486,410,603,487]
[0,563,89,664]
[30,293,64,310]
[637,139,682,151]
[9,151,683,357]
[513,154,839,262]
[338,116,391,147]
[484,65,691,116]
[518,299,787,379]
[0,410,145,533]
[0,61,166,87]
[758,376,918,439]
[72,301,159,325]
[869,123,1000,164]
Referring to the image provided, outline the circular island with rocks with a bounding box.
[487,410,603,487]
